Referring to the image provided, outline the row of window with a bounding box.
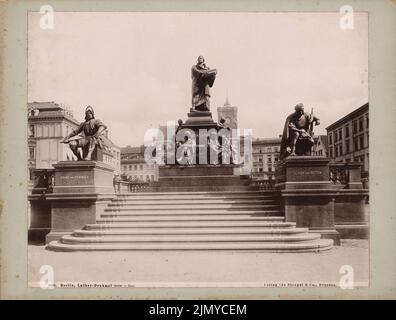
[329,134,368,158]
[254,156,279,163]
[122,164,156,171]
[253,166,274,173]
[253,146,280,153]
[329,114,368,145]
[126,175,156,182]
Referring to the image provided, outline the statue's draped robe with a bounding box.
[191,64,216,111]
[280,112,317,159]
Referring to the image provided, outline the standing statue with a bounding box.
[280,103,320,160]
[60,106,112,161]
[191,56,217,112]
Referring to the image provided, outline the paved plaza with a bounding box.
[28,240,368,286]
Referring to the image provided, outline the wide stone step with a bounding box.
[104,204,280,211]
[47,239,334,252]
[117,191,277,197]
[110,199,277,205]
[96,216,285,223]
[101,210,282,217]
[107,201,277,208]
[114,194,278,201]
[74,227,307,236]
[152,186,259,192]
[61,233,322,244]
[84,221,295,229]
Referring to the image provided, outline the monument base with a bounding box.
[45,161,115,243]
[155,164,252,192]
[276,156,341,245]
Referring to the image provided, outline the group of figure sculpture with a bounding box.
[61,56,320,163]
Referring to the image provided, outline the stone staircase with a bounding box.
[48,190,333,252]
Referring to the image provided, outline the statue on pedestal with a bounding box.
[191,56,217,112]
[60,106,111,161]
[280,103,320,160]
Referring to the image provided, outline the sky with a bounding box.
[28,12,368,147]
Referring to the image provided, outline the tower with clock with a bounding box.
[217,98,238,130]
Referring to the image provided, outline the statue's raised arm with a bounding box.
[191,56,217,112]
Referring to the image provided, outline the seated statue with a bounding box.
[280,103,320,160]
[60,106,111,161]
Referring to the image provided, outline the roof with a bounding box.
[252,137,282,145]
[326,102,369,131]
[28,101,79,125]
[121,145,145,154]
[318,135,328,150]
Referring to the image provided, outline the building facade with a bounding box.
[251,137,281,181]
[28,102,121,178]
[312,135,328,157]
[326,103,369,175]
[121,145,158,182]
[28,102,80,178]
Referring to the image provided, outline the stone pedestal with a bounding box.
[155,164,250,192]
[184,110,217,127]
[28,169,54,241]
[275,156,341,245]
[45,161,115,243]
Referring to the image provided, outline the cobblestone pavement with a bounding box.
[28,240,368,286]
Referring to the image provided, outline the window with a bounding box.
[129,165,132,170]
[259,168,263,172]
[329,133,333,145]
[268,167,272,172]
[29,147,35,160]
[267,156,272,163]
[359,117,363,131]
[139,165,143,170]
[339,145,343,156]
[366,115,369,129]
[359,135,364,150]
[329,147,333,158]
[335,146,339,157]
[258,158,262,162]
[353,120,358,134]
[345,125,349,138]
[134,165,137,170]
[334,132,338,143]
[354,138,359,151]
[366,132,369,148]
[345,140,350,153]
[267,147,272,152]
[338,129,342,141]
[274,157,279,162]
[28,125,35,137]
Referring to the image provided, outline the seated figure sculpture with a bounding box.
[60,106,111,161]
[280,103,320,160]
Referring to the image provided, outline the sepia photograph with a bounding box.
[24,10,371,289]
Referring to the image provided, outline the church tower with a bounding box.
[217,98,238,130]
